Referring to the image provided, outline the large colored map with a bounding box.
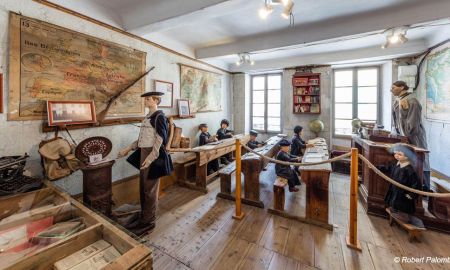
[180,65,222,113]
[8,13,146,121]
[426,46,450,122]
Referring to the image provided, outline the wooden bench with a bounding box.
[216,161,236,201]
[386,207,426,242]
[273,177,288,211]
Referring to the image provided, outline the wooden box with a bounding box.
[0,184,152,270]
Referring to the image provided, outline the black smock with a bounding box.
[381,162,420,214]
[275,150,301,188]
[216,128,233,140]
[290,134,307,156]
[247,140,263,150]
[147,110,173,179]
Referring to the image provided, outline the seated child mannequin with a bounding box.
[216,119,234,165]
[199,123,219,174]
[381,143,422,225]
[247,130,265,150]
[275,139,302,192]
[290,125,314,157]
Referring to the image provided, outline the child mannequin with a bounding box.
[198,123,219,174]
[247,130,264,150]
[275,139,302,192]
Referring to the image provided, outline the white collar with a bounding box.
[397,161,410,168]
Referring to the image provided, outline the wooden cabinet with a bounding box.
[292,72,321,114]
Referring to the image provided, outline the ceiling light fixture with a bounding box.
[381,26,409,49]
[236,53,255,66]
[259,0,295,26]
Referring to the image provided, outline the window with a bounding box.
[251,74,281,133]
[333,67,379,136]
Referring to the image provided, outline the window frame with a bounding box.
[332,66,382,138]
[250,73,282,134]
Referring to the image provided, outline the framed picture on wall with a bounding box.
[154,80,173,108]
[47,100,97,126]
[177,99,191,118]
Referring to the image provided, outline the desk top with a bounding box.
[242,135,282,161]
[300,137,331,172]
[352,135,428,153]
[192,134,249,152]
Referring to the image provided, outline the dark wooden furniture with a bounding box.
[216,135,281,208]
[273,178,287,211]
[176,134,249,193]
[351,135,426,217]
[269,138,333,230]
[292,72,321,114]
[387,208,426,242]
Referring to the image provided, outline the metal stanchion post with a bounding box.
[232,139,245,220]
[346,148,362,251]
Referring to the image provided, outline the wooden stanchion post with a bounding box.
[346,148,362,251]
[232,139,245,220]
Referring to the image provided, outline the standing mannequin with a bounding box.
[118,91,173,235]
[391,81,430,191]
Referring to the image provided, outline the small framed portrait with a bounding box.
[177,99,191,118]
[47,100,97,126]
[154,80,173,108]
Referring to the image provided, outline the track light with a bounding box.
[259,4,273,19]
[281,0,294,19]
[236,53,255,66]
[381,26,409,49]
[259,0,294,26]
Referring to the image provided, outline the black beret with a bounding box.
[221,119,230,126]
[250,130,258,136]
[199,123,208,130]
[279,139,291,146]
[141,91,164,97]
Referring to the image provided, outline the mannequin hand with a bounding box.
[297,156,302,162]
[117,147,131,158]
[141,159,152,169]
[306,144,315,148]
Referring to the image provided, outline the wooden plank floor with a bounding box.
[141,164,450,270]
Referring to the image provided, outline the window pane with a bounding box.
[268,90,280,103]
[252,117,264,130]
[335,103,352,119]
[267,104,280,117]
[252,104,265,117]
[268,75,281,89]
[253,76,265,90]
[267,117,280,132]
[253,91,265,103]
[335,70,352,87]
[335,119,352,135]
[358,104,377,121]
[358,69,377,86]
[335,87,352,102]
[358,87,377,103]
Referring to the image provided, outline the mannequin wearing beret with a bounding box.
[247,130,264,150]
[216,119,234,165]
[275,139,302,192]
[380,144,420,215]
[118,91,173,235]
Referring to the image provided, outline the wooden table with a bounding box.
[269,138,333,230]
[176,134,249,193]
[216,135,282,208]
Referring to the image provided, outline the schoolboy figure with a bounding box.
[381,143,420,220]
[275,139,302,192]
[247,130,264,150]
[290,125,314,157]
[199,123,219,174]
[216,119,234,164]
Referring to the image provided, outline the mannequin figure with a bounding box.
[118,91,173,235]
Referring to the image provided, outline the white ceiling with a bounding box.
[48,0,450,71]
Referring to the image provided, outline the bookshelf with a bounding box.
[292,72,321,114]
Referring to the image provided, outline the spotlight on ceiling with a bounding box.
[281,0,294,19]
[381,26,409,49]
[259,4,273,19]
[259,0,295,26]
[236,53,255,66]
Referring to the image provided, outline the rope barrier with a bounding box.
[358,154,450,198]
[241,143,351,166]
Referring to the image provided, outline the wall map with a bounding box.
[8,13,146,121]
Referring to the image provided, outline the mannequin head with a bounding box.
[391,81,409,97]
[144,96,161,110]
[294,125,303,136]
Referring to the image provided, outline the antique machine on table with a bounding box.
[0,154,42,196]
[75,136,115,217]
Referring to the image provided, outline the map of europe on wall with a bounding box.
[180,65,222,113]
[426,46,450,122]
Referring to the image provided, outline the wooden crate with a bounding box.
[0,183,152,270]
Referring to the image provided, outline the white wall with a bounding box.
[381,61,393,129]
[413,42,450,176]
[0,0,232,195]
